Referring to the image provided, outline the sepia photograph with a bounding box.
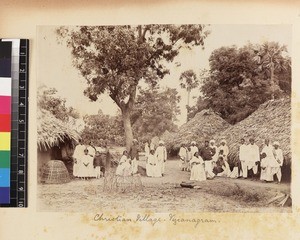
[36,24,292,213]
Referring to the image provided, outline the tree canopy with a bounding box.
[37,85,80,122]
[56,25,210,149]
[190,42,291,124]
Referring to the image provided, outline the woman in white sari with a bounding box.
[190,152,206,181]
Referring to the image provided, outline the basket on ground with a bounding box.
[41,160,70,184]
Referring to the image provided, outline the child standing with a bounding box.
[80,149,93,180]
[93,151,102,179]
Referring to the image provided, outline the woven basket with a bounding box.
[41,160,70,184]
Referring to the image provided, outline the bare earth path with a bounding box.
[37,159,291,213]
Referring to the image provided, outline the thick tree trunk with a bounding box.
[121,108,134,152]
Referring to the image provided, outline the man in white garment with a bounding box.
[155,140,167,176]
[239,138,249,178]
[261,139,277,182]
[72,139,85,177]
[247,138,260,180]
[178,143,189,171]
[272,141,284,184]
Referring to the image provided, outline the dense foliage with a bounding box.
[132,87,180,142]
[81,111,125,146]
[189,42,291,124]
[37,85,79,122]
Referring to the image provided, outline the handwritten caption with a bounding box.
[94,213,218,228]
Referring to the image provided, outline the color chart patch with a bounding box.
[0,41,12,204]
[0,39,29,207]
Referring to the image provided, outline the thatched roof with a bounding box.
[37,109,81,151]
[215,98,291,165]
[164,109,231,150]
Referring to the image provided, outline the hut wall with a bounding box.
[37,149,51,183]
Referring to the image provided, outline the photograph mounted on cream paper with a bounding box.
[36,24,292,212]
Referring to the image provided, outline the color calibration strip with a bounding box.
[0,39,29,207]
[0,41,12,204]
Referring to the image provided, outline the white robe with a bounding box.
[261,145,277,181]
[190,146,199,158]
[116,155,132,176]
[246,144,260,170]
[218,145,229,161]
[210,145,218,162]
[79,154,93,177]
[239,144,248,178]
[190,156,206,181]
[155,146,167,174]
[178,147,188,169]
[147,154,161,177]
[72,144,85,177]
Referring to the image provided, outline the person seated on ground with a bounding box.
[213,156,230,177]
[116,150,132,177]
[228,160,242,179]
[190,152,206,181]
[148,149,162,178]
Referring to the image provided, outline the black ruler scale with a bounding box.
[0,39,29,207]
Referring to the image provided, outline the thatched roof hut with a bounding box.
[215,98,291,165]
[165,109,231,152]
[37,109,81,151]
[37,109,81,182]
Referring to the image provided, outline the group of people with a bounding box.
[73,137,284,184]
[178,138,284,184]
[72,140,109,180]
[115,139,168,178]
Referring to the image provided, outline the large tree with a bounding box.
[57,25,209,150]
[131,87,180,142]
[199,43,291,124]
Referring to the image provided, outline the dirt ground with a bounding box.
[37,159,291,213]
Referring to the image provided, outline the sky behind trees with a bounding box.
[38,24,291,126]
